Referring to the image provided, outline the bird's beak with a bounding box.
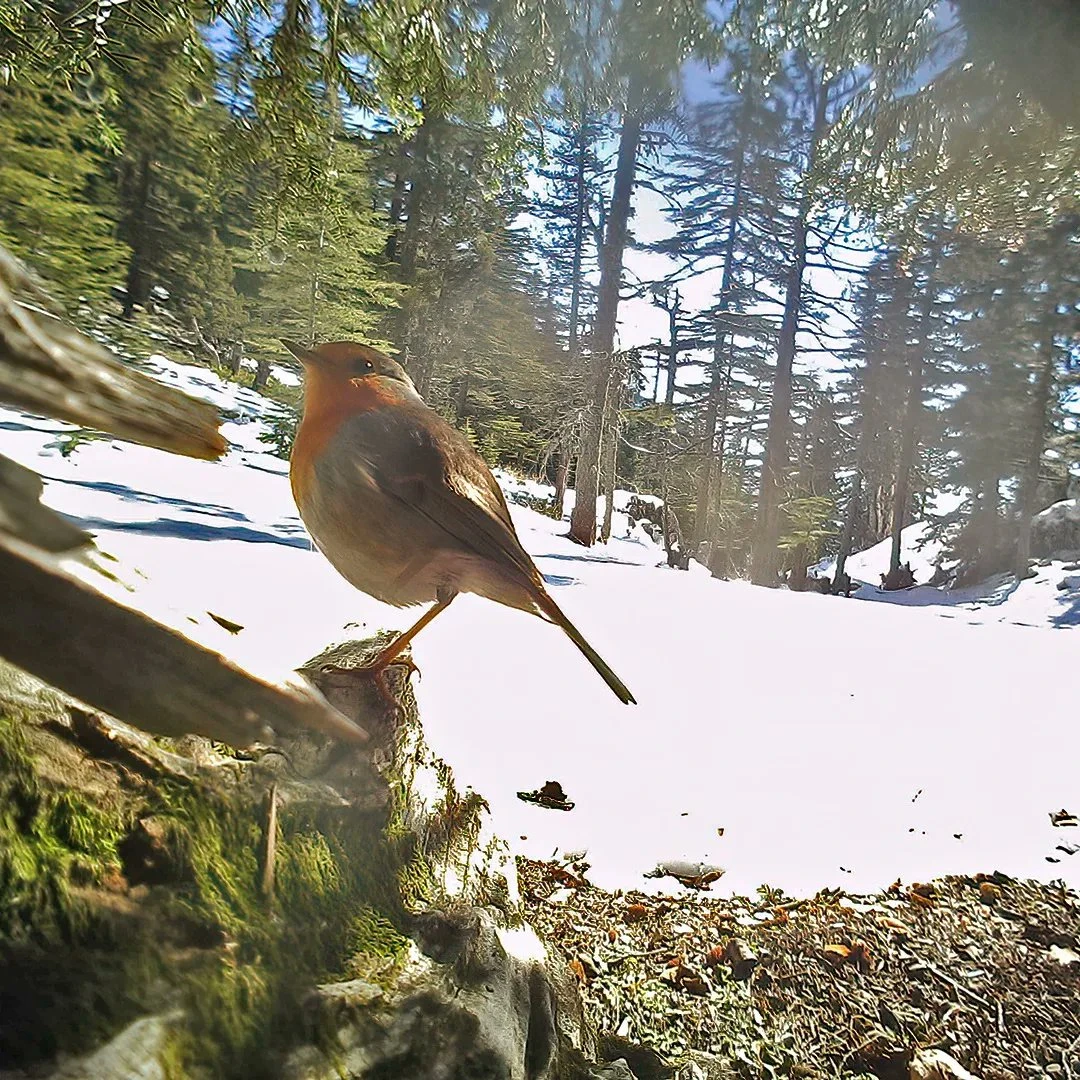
[280,339,321,367]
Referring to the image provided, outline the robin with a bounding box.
[282,340,636,704]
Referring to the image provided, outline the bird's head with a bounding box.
[281,340,415,393]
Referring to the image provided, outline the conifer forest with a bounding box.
[2,1,1079,588]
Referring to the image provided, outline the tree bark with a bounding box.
[254,357,271,391]
[888,239,942,578]
[600,365,619,542]
[750,73,829,585]
[455,372,470,420]
[553,446,570,519]
[567,103,590,357]
[394,113,437,358]
[384,149,407,263]
[121,151,154,320]
[663,292,680,408]
[1013,329,1057,578]
[568,80,643,547]
[694,132,745,547]
[835,329,887,583]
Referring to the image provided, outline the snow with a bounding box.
[1035,498,1079,526]
[815,520,942,585]
[813,512,1080,631]
[2,351,1078,901]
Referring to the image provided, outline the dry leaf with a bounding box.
[877,916,910,934]
[849,941,873,971]
[661,962,711,996]
[624,903,649,923]
[569,958,586,985]
[909,1048,980,1080]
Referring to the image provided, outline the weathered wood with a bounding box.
[0,452,90,552]
[0,538,367,747]
[0,245,226,460]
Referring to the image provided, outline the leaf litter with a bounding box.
[520,859,1080,1077]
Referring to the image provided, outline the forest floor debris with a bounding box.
[520,858,1080,1078]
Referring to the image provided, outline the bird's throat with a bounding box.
[290,374,402,508]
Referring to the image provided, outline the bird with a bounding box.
[282,339,636,705]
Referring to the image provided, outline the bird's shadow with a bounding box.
[536,551,641,568]
[541,573,577,588]
[41,476,251,523]
[72,515,311,548]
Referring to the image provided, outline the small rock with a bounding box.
[590,1059,637,1080]
[546,887,574,905]
[909,1048,981,1080]
[47,1012,182,1079]
[1048,944,1080,966]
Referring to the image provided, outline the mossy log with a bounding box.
[0,639,523,1078]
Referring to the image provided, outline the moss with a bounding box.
[0,642,502,1077]
[344,907,410,983]
[0,711,126,942]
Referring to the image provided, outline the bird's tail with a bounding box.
[535,590,636,705]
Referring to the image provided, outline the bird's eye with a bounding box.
[356,359,375,374]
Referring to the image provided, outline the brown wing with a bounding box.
[338,401,542,588]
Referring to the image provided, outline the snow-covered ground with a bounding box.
[817,522,1080,630]
[2,353,1078,899]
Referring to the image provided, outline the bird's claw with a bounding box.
[318,655,420,716]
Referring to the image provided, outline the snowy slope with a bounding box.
[2,353,1078,900]
[817,519,1080,631]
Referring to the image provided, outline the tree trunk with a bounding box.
[226,342,243,377]
[695,336,723,548]
[121,151,154,320]
[568,82,643,547]
[567,102,590,357]
[1013,329,1057,578]
[455,372,470,420]
[553,447,570,519]
[888,239,942,578]
[600,366,619,542]
[394,113,437,358]
[694,137,745,547]
[750,74,829,585]
[384,163,406,263]
[663,298,679,408]
[834,469,863,586]
[835,335,886,583]
[254,357,271,391]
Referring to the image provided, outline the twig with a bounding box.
[261,783,278,904]
[925,962,994,1012]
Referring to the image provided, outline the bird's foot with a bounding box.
[319,655,419,715]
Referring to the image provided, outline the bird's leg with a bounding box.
[366,590,457,672]
[320,591,457,709]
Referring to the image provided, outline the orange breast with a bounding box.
[290,375,402,509]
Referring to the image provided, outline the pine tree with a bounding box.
[568,0,714,547]
[652,40,793,558]
[0,77,127,300]
[104,27,242,339]
[240,134,399,368]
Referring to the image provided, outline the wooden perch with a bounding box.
[0,245,227,460]
[0,452,90,552]
[0,537,368,747]
[0,241,366,748]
